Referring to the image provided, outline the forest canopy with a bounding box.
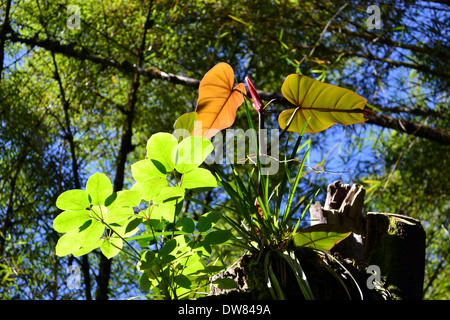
[0,0,449,300]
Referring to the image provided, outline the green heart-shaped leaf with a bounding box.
[279,74,369,133]
[173,112,198,142]
[140,178,167,202]
[101,237,123,259]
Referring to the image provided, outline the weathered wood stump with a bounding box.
[310,181,366,261]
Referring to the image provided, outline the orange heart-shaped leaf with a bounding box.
[193,62,246,139]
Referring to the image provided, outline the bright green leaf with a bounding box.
[55,229,82,256]
[79,220,105,248]
[175,136,214,173]
[291,224,352,251]
[106,207,134,224]
[151,200,181,223]
[53,209,91,233]
[131,159,166,183]
[141,177,167,202]
[89,205,108,221]
[86,172,113,205]
[173,112,198,141]
[153,186,185,204]
[72,238,103,257]
[56,190,90,211]
[101,237,123,259]
[181,167,217,189]
[115,190,141,207]
[146,132,178,173]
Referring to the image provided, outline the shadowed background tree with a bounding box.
[0,0,448,299]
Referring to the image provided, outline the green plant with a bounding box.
[53,62,372,300]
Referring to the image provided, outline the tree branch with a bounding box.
[7,31,449,145]
[0,0,12,81]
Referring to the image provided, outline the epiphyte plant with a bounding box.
[53,62,372,299]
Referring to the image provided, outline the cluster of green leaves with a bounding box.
[52,61,360,299]
[53,132,234,299]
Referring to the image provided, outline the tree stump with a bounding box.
[364,212,425,300]
[310,181,365,261]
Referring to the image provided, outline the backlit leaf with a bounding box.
[152,186,185,204]
[53,209,91,233]
[56,190,90,211]
[86,172,113,206]
[131,159,166,183]
[141,177,167,202]
[115,190,141,207]
[193,62,246,139]
[291,224,352,251]
[106,207,134,224]
[175,136,213,174]
[173,112,198,141]
[55,229,82,256]
[146,133,178,173]
[278,74,369,133]
[181,167,217,189]
[101,237,123,259]
[79,220,105,248]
